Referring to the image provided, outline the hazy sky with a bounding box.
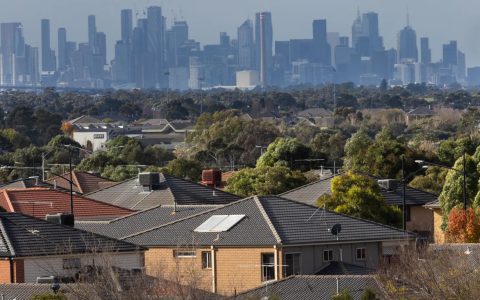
[3,0,480,66]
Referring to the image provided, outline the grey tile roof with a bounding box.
[316,261,374,275]
[235,275,380,300]
[124,196,414,247]
[0,284,73,300]
[407,107,434,116]
[296,108,333,118]
[86,173,241,211]
[280,176,334,206]
[76,205,219,239]
[0,212,143,258]
[281,176,437,207]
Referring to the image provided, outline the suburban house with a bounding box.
[45,171,116,195]
[295,108,334,128]
[281,175,438,240]
[0,212,144,284]
[0,188,134,221]
[236,275,379,300]
[406,106,435,125]
[114,195,413,296]
[85,172,242,211]
[424,200,445,244]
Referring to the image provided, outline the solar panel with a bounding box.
[194,214,246,232]
[194,215,229,232]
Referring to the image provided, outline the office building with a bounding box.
[237,19,255,70]
[41,19,56,71]
[397,26,418,63]
[255,11,273,87]
[420,37,431,64]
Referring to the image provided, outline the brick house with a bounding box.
[0,212,144,283]
[117,196,414,296]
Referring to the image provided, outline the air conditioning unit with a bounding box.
[45,213,75,227]
[138,172,160,187]
[36,276,56,283]
[377,179,400,191]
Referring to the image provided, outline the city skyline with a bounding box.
[2,0,480,66]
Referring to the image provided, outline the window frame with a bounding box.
[62,258,81,270]
[201,251,212,269]
[173,250,196,258]
[356,247,366,261]
[284,252,302,277]
[261,253,275,282]
[323,249,333,262]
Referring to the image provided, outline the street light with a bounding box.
[415,151,467,211]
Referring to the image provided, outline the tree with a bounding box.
[256,137,312,170]
[438,154,479,229]
[162,158,203,182]
[343,129,373,172]
[361,288,377,300]
[409,166,447,195]
[32,294,68,300]
[331,290,353,300]
[0,128,31,150]
[445,207,480,243]
[226,165,307,197]
[317,172,402,227]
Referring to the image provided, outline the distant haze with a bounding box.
[2,0,480,66]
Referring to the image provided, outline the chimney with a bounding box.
[53,180,57,189]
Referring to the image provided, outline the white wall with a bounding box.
[23,251,144,283]
[72,131,109,152]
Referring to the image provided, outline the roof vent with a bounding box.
[45,213,75,227]
[377,179,400,191]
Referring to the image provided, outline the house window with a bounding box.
[63,258,81,269]
[93,134,105,139]
[356,248,366,261]
[261,253,275,282]
[323,250,333,262]
[284,253,301,277]
[173,250,196,258]
[202,251,212,269]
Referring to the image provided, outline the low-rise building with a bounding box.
[119,195,414,296]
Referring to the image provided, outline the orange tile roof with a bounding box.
[45,171,116,194]
[0,188,134,220]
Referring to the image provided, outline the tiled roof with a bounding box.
[235,275,379,300]
[124,196,414,247]
[0,284,72,300]
[86,173,242,210]
[45,171,116,194]
[76,205,219,239]
[0,188,134,220]
[281,176,437,207]
[316,261,374,275]
[0,212,143,258]
[1,177,59,190]
[68,115,102,125]
[280,176,334,206]
[297,108,333,118]
[407,107,434,116]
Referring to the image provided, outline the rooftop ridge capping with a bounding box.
[119,197,254,240]
[254,196,282,244]
[279,175,335,196]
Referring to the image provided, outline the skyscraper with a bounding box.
[237,19,255,70]
[41,19,55,71]
[58,28,67,70]
[88,15,97,52]
[352,11,383,57]
[255,12,273,87]
[397,26,418,63]
[121,9,133,43]
[420,37,431,64]
[147,6,166,87]
[312,19,330,65]
[443,41,458,67]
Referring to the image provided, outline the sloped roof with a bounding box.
[235,275,379,300]
[86,173,242,211]
[0,284,72,300]
[45,171,116,194]
[0,188,134,220]
[124,196,414,247]
[407,107,434,116]
[1,177,65,190]
[68,115,102,125]
[281,176,437,207]
[0,212,143,258]
[76,205,219,239]
[316,261,374,275]
[297,108,333,118]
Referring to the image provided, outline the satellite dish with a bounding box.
[330,224,342,236]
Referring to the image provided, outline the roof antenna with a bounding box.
[406,7,410,27]
[172,200,177,214]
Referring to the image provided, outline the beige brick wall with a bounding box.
[144,246,281,296]
[433,209,445,244]
[407,206,434,239]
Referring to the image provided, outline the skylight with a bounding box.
[194,215,245,232]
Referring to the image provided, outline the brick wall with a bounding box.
[407,205,434,239]
[144,246,280,296]
[0,259,24,283]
